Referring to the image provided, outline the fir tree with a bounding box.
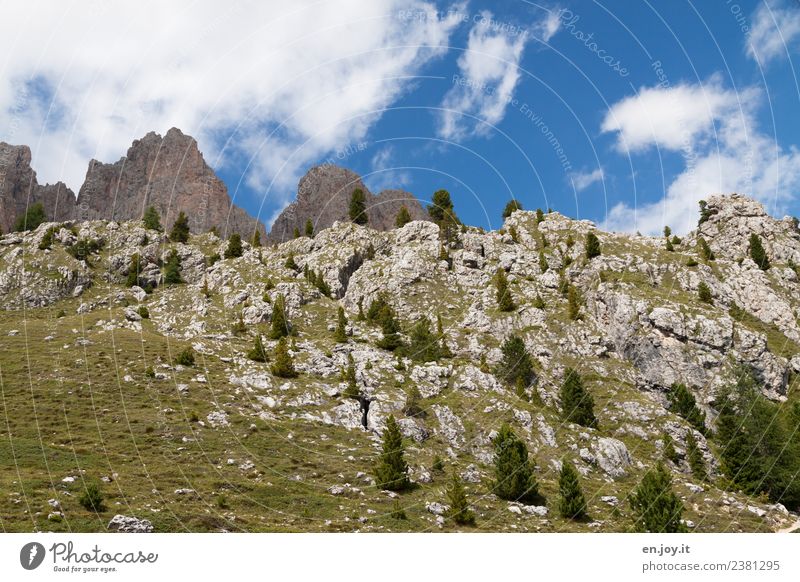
[686,431,707,482]
[247,333,269,362]
[304,219,314,238]
[538,249,548,273]
[697,237,715,261]
[585,232,601,259]
[293,226,300,238]
[630,463,687,532]
[494,268,516,312]
[697,281,713,304]
[502,199,523,219]
[428,189,459,243]
[342,353,359,399]
[376,305,403,351]
[407,318,442,362]
[446,470,476,525]
[13,202,47,232]
[349,188,368,225]
[535,208,544,224]
[402,385,424,418]
[163,249,183,285]
[395,205,412,228]
[749,233,770,270]
[495,334,535,388]
[558,460,588,520]
[665,237,674,252]
[667,383,706,433]
[698,200,714,225]
[270,337,297,378]
[142,205,162,231]
[567,284,581,320]
[224,233,243,258]
[169,211,190,243]
[663,226,672,238]
[560,367,597,428]
[251,230,262,248]
[334,306,348,343]
[662,433,680,463]
[269,294,291,339]
[126,253,143,287]
[492,423,539,503]
[38,226,56,250]
[374,415,411,491]
[284,253,298,271]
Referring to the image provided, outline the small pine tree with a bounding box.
[665,237,674,252]
[662,433,680,463]
[163,249,183,285]
[535,208,544,224]
[407,318,442,362]
[567,285,581,320]
[686,431,707,481]
[251,230,262,248]
[395,205,412,228]
[698,200,713,225]
[697,237,715,261]
[428,189,459,243]
[269,294,291,339]
[585,232,601,259]
[175,347,195,366]
[697,281,713,304]
[668,383,706,433]
[142,205,162,231]
[293,226,300,239]
[13,202,47,232]
[169,211,190,243]
[494,268,516,312]
[270,337,297,378]
[334,306,348,343]
[374,415,411,491]
[342,353,359,398]
[79,482,105,513]
[558,460,588,520]
[349,188,368,225]
[304,219,314,238]
[247,334,269,362]
[376,306,403,351]
[533,293,546,309]
[538,249,548,273]
[492,423,539,503]
[224,233,243,258]
[630,463,687,533]
[560,368,597,428]
[284,253,298,271]
[502,199,523,219]
[749,233,770,270]
[663,226,672,238]
[39,226,56,250]
[126,253,143,287]
[446,470,476,525]
[495,334,535,388]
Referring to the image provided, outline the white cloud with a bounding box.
[437,9,550,140]
[0,0,463,220]
[601,81,800,235]
[570,168,603,192]
[366,145,411,192]
[746,1,800,65]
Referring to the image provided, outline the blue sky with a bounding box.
[3,1,800,234]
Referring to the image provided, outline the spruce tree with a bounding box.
[224,233,243,258]
[585,232,601,259]
[395,205,412,228]
[284,253,298,271]
[374,415,411,491]
[446,470,476,525]
[662,433,680,463]
[567,284,581,320]
[270,337,297,378]
[169,211,190,243]
[349,188,368,225]
[558,460,588,520]
[697,281,713,304]
[492,423,539,503]
[376,305,403,351]
[560,367,597,428]
[13,202,47,232]
[697,236,715,261]
[538,249,548,273]
[663,226,672,238]
[667,383,706,433]
[495,334,535,388]
[665,237,674,252]
[749,233,770,270]
[535,208,544,223]
[494,268,516,312]
[630,463,687,533]
[686,431,707,481]
[247,333,269,363]
[293,226,300,238]
[251,230,262,248]
[304,219,314,238]
[142,205,162,231]
[428,189,459,243]
[502,199,523,219]
[334,306,348,343]
[163,249,183,285]
[406,318,442,362]
[126,253,143,288]
[269,293,291,339]
[342,352,359,398]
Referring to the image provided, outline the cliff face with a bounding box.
[0,142,77,233]
[267,164,428,242]
[77,128,265,239]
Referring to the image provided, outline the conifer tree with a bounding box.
[665,237,674,252]
[533,293,546,309]
[407,318,442,362]
[662,433,680,463]
[374,415,411,491]
[492,423,539,503]
[446,470,476,525]
[126,253,143,288]
[697,236,715,261]
[269,293,291,339]
[334,306,348,343]
[630,463,687,533]
[342,352,359,398]
[247,333,268,363]
[293,226,300,238]
[494,268,516,312]
[663,226,671,238]
[169,211,190,243]
[585,232,601,259]
[535,208,544,224]
[395,205,412,228]
[502,199,523,219]
[13,202,47,232]
[376,305,403,351]
[697,281,713,304]
[270,337,297,378]
[495,334,535,388]
[224,232,243,258]
[284,253,298,271]
[749,233,770,270]
[142,205,162,231]
[567,284,581,320]
[560,367,597,428]
[349,188,368,225]
[251,230,262,248]
[558,460,588,520]
[163,249,183,285]
[304,219,314,238]
[667,383,706,433]
[538,249,548,273]
[428,189,459,243]
[686,431,707,481]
